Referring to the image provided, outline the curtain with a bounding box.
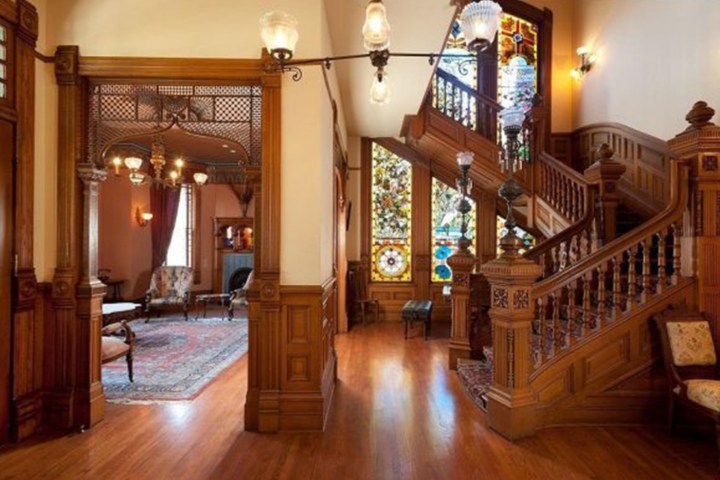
[150,185,181,271]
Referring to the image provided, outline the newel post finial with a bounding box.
[685,101,715,130]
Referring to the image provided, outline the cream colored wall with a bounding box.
[33,0,339,287]
[573,0,720,139]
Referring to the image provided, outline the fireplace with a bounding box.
[229,267,253,292]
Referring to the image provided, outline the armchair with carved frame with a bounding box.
[101,320,134,382]
[655,310,720,462]
[144,266,194,321]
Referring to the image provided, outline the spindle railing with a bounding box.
[431,69,501,142]
[529,158,690,373]
[536,152,589,223]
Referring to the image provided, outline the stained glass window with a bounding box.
[497,14,538,123]
[437,19,476,89]
[0,25,6,100]
[371,143,412,282]
[496,215,536,256]
[431,178,476,282]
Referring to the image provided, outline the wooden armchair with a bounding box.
[655,310,720,459]
[348,268,379,325]
[144,266,193,321]
[101,320,134,382]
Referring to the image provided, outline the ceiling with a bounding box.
[323,0,457,138]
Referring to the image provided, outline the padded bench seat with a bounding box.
[402,299,433,340]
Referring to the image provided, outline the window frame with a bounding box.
[0,18,13,106]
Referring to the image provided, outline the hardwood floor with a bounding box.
[0,322,715,480]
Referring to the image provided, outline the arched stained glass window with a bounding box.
[371,143,412,282]
[431,178,476,282]
[496,215,535,256]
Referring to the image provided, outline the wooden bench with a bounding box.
[402,300,433,340]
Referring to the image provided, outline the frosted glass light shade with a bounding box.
[500,106,525,129]
[370,71,390,105]
[459,0,503,52]
[456,151,474,167]
[128,172,145,185]
[260,11,299,60]
[193,172,209,185]
[362,0,391,51]
[124,156,143,171]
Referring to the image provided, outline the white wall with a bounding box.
[573,0,720,139]
[33,0,340,286]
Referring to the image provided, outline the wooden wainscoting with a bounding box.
[276,278,337,431]
[533,196,571,238]
[572,123,672,217]
[550,133,573,167]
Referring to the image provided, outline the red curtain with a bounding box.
[150,185,181,271]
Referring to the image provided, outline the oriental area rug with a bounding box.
[456,357,493,412]
[102,317,248,404]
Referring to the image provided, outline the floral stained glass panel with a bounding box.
[0,25,6,100]
[496,215,535,256]
[371,143,412,282]
[431,178,476,282]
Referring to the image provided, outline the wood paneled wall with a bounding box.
[0,0,40,443]
[359,137,497,324]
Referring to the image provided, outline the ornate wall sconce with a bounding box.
[136,207,153,227]
[571,46,596,79]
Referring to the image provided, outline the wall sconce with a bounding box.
[571,46,596,79]
[136,207,153,227]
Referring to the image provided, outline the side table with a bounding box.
[194,293,231,320]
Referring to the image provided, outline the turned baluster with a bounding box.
[591,220,600,251]
[569,236,578,266]
[552,170,559,209]
[550,246,558,275]
[597,264,607,327]
[566,282,577,345]
[580,230,589,259]
[656,229,667,292]
[537,297,547,366]
[561,177,568,217]
[550,291,560,356]
[574,186,581,221]
[641,237,651,303]
[672,223,682,285]
[581,272,592,336]
[558,242,568,271]
[612,255,622,319]
[627,245,638,311]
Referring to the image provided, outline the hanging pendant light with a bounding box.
[459,0,503,53]
[362,0,391,52]
[369,68,390,105]
[193,172,209,186]
[260,11,300,62]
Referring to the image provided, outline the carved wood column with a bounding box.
[11,0,41,440]
[667,101,720,340]
[245,71,282,432]
[584,144,626,243]
[50,45,83,429]
[447,248,474,370]
[480,234,542,440]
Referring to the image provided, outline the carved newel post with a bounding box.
[668,101,720,340]
[447,240,475,370]
[584,143,626,243]
[481,210,542,440]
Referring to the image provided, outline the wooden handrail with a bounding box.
[434,68,502,110]
[533,157,689,299]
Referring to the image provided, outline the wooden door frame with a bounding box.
[51,49,282,431]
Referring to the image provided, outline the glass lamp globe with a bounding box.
[124,156,143,171]
[459,0,503,53]
[456,151,474,167]
[362,0,391,52]
[128,172,145,186]
[260,11,299,61]
[193,172,209,186]
[369,70,391,105]
[500,105,525,130]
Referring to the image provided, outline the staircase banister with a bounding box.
[434,68,503,111]
[524,185,598,261]
[532,157,690,299]
[538,151,589,187]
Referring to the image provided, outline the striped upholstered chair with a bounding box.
[144,266,194,321]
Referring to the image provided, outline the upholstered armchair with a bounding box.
[228,270,254,320]
[144,266,194,321]
[101,320,134,382]
[655,310,720,460]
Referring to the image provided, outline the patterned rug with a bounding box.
[102,317,249,403]
[457,358,493,412]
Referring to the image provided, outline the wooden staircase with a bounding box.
[404,67,720,439]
